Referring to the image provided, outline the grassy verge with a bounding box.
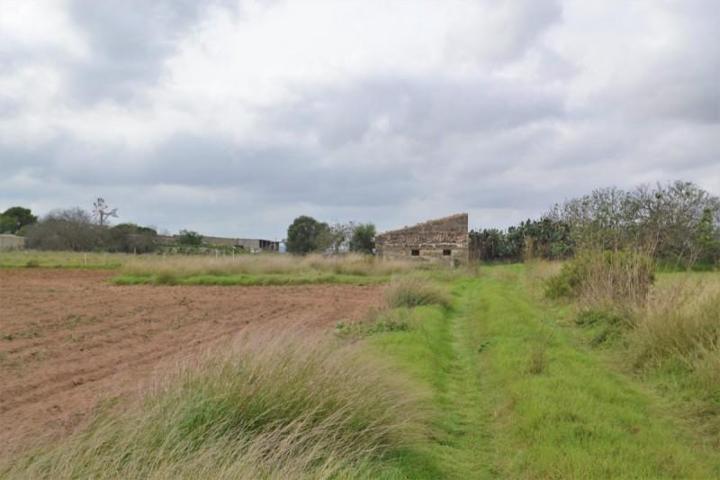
[1,329,428,479]
[369,266,720,478]
[0,250,126,269]
[112,272,389,286]
[554,266,720,445]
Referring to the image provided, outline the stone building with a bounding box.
[375,213,469,265]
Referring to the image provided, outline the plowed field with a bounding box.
[0,269,383,452]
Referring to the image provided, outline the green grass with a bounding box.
[369,265,720,478]
[113,272,389,286]
[0,250,127,269]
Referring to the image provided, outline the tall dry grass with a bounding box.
[121,253,420,278]
[1,328,426,479]
[629,275,720,391]
[545,249,655,315]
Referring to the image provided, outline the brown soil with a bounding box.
[0,268,384,454]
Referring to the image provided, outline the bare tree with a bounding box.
[92,197,118,226]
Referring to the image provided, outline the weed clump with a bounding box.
[336,308,415,338]
[545,249,655,313]
[155,272,177,285]
[384,277,452,309]
[527,345,547,375]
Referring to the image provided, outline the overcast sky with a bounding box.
[1,0,718,239]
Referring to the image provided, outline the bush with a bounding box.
[24,208,107,251]
[108,224,158,253]
[385,277,452,309]
[544,249,655,312]
[2,329,425,479]
[177,230,203,247]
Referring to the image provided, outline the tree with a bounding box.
[349,223,376,254]
[108,223,158,253]
[469,218,572,262]
[696,208,720,266]
[0,206,37,234]
[177,230,203,247]
[25,208,107,251]
[322,222,354,254]
[286,216,330,254]
[547,180,720,267]
[92,198,118,226]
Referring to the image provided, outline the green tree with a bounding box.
[349,223,376,254]
[177,230,203,247]
[108,223,158,253]
[286,216,330,254]
[696,208,720,265]
[0,206,38,234]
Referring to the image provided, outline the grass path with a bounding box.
[373,266,720,479]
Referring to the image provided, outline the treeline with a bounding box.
[24,208,160,253]
[285,216,375,254]
[471,181,720,268]
[470,218,573,262]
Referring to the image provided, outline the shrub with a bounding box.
[108,223,158,253]
[545,249,655,313]
[384,277,452,309]
[176,230,203,247]
[2,329,425,479]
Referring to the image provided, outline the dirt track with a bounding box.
[0,269,384,453]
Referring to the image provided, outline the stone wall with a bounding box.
[0,234,25,250]
[375,213,469,265]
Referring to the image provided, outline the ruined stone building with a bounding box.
[375,213,469,265]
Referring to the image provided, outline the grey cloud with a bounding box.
[1,132,419,208]
[444,0,563,65]
[64,0,238,104]
[590,1,720,124]
[269,75,564,148]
